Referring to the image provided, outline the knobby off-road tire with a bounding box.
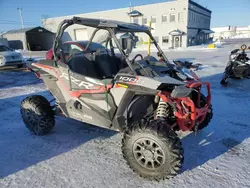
[122,119,184,181]
[198,105,213,130]
[198,94,213,130]
[20,95,55,135]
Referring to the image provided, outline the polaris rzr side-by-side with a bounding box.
[221,44,250,86]
[21,17,213,181]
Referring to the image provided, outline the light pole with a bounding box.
[17,7,24,28]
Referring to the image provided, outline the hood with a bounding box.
[120,74,185,91]
[154,75,185,85]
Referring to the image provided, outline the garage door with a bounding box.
[74,28,88,40]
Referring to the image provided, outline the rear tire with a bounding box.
[122,119,183,181]
[198,105,213,130]
[198,94,213,130]
[20,95,55,135]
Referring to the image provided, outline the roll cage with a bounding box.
[52,16,170,75]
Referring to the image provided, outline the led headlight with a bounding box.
[0,56,6,65]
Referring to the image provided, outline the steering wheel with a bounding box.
[241,44,247,51]
[131,54,143,64]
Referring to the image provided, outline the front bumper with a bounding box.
[176,81,211,131]
[0,60,25,67]
[158,81,211,131]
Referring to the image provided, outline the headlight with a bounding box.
[0,56,5,64]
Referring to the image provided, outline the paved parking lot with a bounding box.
[1,42,250,188]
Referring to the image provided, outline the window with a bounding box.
[151,16,156,33]
[133,18,139,24]
[170,14,175,22]
[142,17,147,25]
[151,16,156,23]
[162,36,169,43]
[178,12,184,22]
[162,15,167,23]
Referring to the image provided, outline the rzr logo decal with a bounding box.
[60,73,96,89]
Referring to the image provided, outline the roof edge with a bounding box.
[45,0,179,21]
[189,0,212,13]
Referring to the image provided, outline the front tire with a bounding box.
[122,119,183,181]
[20,95,55,135]
[198,105,213,130]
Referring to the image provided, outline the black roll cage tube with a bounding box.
[52,17,171,75]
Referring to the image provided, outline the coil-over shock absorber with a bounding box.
[156,98,169,119]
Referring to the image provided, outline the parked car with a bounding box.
[46,40,106,60]
[0,45,24,68]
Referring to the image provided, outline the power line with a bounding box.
[0,19,37,24]
[0,22,35,26]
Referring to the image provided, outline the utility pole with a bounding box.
[129,1,132,23]
[17,8,24,28]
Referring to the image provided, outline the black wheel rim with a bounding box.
[133,137,165,170]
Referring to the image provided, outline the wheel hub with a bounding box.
[142,149,154,160]
[133,137,165,170]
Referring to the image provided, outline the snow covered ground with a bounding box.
[1,41,250,188]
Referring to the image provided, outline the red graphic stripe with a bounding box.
[32,63,112,97]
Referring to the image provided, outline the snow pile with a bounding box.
[132,44,219,53]
[213,40,225,48]
[171,45,218,52]
[231,34,250,39]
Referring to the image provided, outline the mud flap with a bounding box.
[194,121,199,136]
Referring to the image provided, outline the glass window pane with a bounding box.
[162,15,167,23]
[151,16,156,23]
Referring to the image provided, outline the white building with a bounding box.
[211,26,250,40]
[43,0,213,49]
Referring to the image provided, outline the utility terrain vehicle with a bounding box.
[21,17,213,181]
[221,44,250,86]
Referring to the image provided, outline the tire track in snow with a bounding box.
[0,83,47,99]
